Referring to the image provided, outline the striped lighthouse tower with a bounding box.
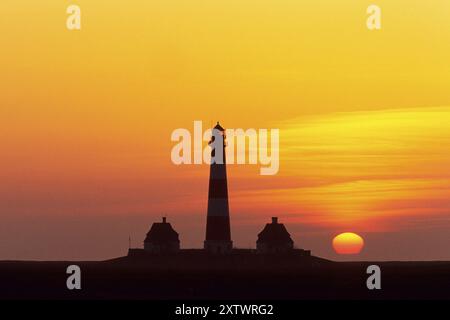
[204,122,233,254]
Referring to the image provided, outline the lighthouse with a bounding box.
[204,122,233,254]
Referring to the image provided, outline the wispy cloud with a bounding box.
[232,107,450,231]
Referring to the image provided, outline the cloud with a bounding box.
[233,107,450,231]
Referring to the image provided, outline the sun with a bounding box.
[332,232,364,255]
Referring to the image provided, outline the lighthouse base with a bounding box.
[204,240,233,254]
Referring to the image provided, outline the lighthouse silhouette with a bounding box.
[204,122,233,254]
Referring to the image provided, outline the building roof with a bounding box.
[257,217,294,245]
[144,217,180,244]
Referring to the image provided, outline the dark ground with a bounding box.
[0,253,449,300]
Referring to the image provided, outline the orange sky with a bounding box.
[1,1,450,261]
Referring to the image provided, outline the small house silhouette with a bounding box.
[256,217,294,254]
[144,217,180,254]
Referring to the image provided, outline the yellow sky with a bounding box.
[3,1,450,124]
[1,1,450,260]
